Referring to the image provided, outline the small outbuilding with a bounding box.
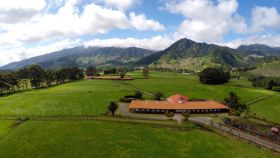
[271,127,279,134]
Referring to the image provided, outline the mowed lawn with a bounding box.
[0,80,130,116]
[126,71,280,123]
[0,120,277,158]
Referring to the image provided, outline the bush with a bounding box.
[134,90,143,99]
[119,97,131,103]
[272,86,280,92]
[154,92,164,101]
[199,67,230,85]
[165,111,174,119]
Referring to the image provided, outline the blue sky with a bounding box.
[0,0,280,66]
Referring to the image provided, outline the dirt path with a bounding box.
[113,81,155,97]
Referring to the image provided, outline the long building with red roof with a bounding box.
[129,94,229,113]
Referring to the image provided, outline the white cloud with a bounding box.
[251,6,280,33]
[83,35,173,50]
[129,12,165,31]
[0,0,164,47]
[225,34,280,48]
[165,0,247,43]
[103,0,135,11]
[0,39,81,66]
[0,0,46,24]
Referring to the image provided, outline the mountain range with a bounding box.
[1,38,280,71]
[1,47,154,70]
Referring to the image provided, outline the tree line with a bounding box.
[0,65,84,95]
[249,76,280,91]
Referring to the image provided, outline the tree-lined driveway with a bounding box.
[190,117,280,152]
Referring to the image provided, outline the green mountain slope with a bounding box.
[237,44,280,56]
[248,60,280,77]
[134,38,246,71]
[1,47,154,69]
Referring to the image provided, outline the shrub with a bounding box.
[165,111,174,119]
[199,67,230,85]
[154,92,164,101]
[134,90,143,99]
[272,86,280,92]
[119,97,131,103]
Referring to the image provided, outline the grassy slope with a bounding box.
[0,121,277,158]
[0,80,130,116]
[0,121,13,138]
[126,71,280,123]
[248,61,280,77]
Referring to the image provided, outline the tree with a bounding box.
[165,110,174,120]
[0,74,8,95]
[134,90,143,99]
[224,92,248,113]
[119,72,125,78]
[55,68,67,84]
[29,65,45,88]
[86,66,97,76]
[5,72,19,93]
[199,67,230,85]
[142,66,150,79]
[108,101,118,116]
[182,111,190,121]
[154,92,164,101]
[44,70,55,87]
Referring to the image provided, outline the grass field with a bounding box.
[0,121,14,138]
[126,71,280,123]
[0,120,277,158]
[248,61,280,77]
[0,80,131,116]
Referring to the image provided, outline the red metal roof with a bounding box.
[167,94,189,102]
[129,100,229,110]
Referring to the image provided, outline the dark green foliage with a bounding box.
[134,90,143,99]
[142,66,150,78]
[0,65,83,95]
[86,66,98,76]
[29,65,45,88]
[108,101,118,116]
[119,72,126,78]
[199,67,230,84]
[119,97,131,103]
[103,67,117,74]
[272,86,280,92]
[154,92,164,101]
[44,70,55,87]
[224,92,248,113]
[165,110,175,119]
[182,111,190,121]
[15,68,30,79]
[249,76,280,90]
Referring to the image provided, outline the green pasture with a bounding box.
[0,120,277,158]
[126,71,280,123]
[0,80,131,116]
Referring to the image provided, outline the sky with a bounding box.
[1,0,280,66]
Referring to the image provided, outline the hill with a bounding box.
[237,44,280,57]
[0,47,154,70]
[134,38,246,71]
[248,60,280,77]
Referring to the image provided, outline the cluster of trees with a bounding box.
[142,66,149,79]
[0,65,84,95]
[199,67,230,85]
[249,76,280,91]
[224,92,248,115]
